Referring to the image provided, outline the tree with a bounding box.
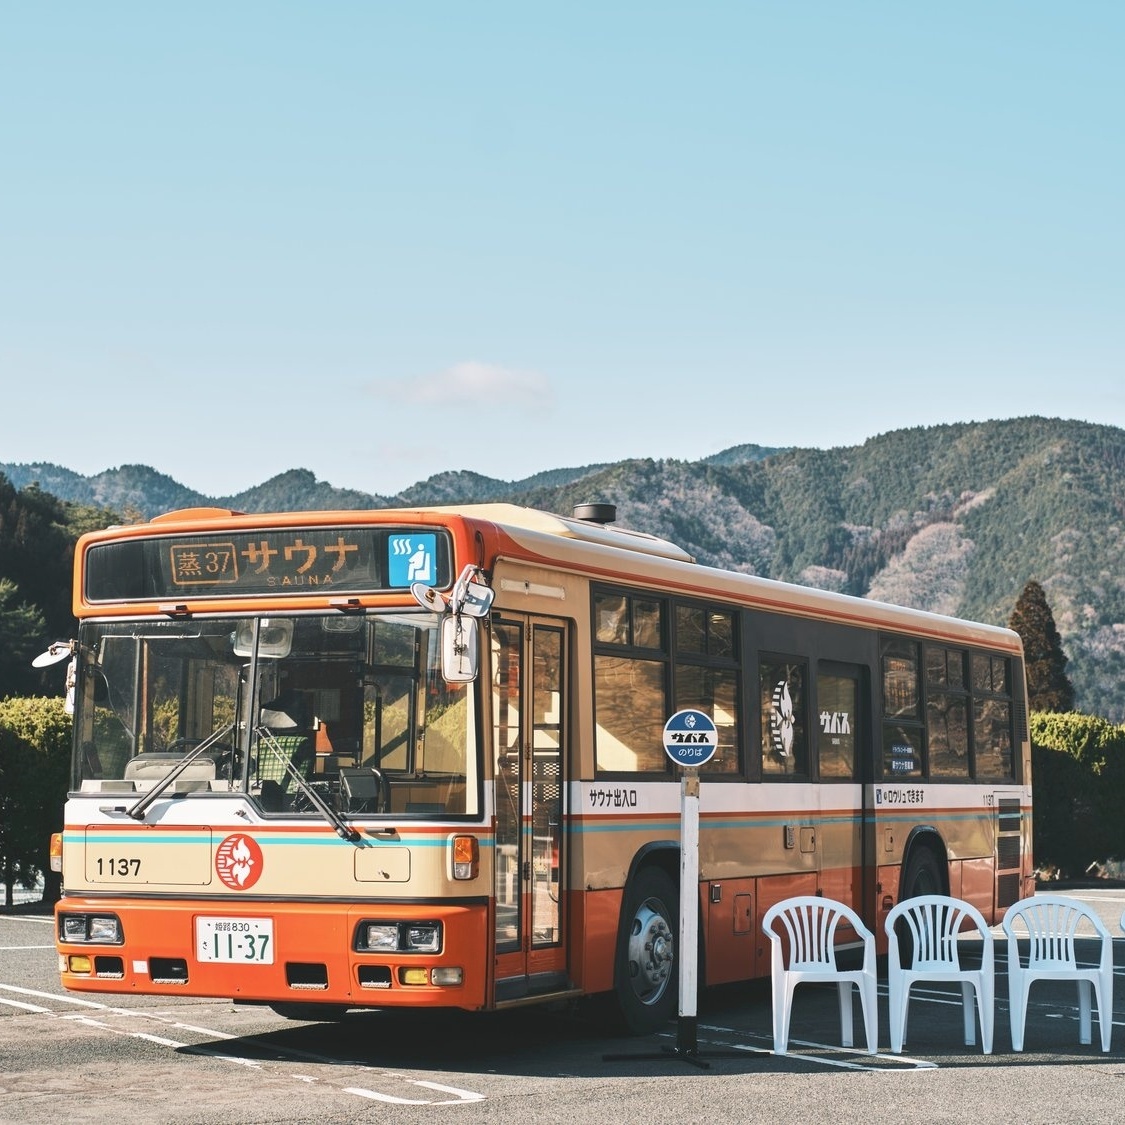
[0,696,71,905]
[0,578,47,699]
[1008,580,1075,712]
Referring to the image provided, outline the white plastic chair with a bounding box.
[762,895,878,1055]
[884,894,994,1054]
[1003,894,1113,1052]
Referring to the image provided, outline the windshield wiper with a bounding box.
[126,723,235,821]
[255,727,360,842]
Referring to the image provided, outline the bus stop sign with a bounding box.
[662,709,717,768]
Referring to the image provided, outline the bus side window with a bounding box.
[816,671,856,779]
[881,638,923,778]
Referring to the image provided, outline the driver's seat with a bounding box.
[256,733,314,809]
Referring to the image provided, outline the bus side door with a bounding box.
[491,615,569,1001]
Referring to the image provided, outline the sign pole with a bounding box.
[605,708,762,1068]
[677,766,701,1055]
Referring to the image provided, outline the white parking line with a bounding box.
[0,997,55,1014]
[692,1024,937,1071]
[345,1081,484,1105]
[0,981,487,1106]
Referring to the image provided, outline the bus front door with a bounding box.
[491,615,568,1003]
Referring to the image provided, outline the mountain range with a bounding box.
[5,417,1124,721]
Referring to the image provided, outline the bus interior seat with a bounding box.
[256,734,314,786]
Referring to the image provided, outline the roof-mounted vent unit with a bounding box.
[573,503,617,526]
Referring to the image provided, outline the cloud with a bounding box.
[382,361,554,411]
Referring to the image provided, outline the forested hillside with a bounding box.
[4,417,1125,719]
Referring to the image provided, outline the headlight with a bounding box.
[61,916,87,941]
[405,924,440,953]
[365,924,399,951]
[358,920,443,953]
[88,916,122,943]
[59,913,123,944]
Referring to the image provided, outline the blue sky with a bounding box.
[1,3,1121,498]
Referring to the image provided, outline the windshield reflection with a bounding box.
[73,613,479,817]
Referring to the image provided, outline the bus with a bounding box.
[47,501,1032,1032]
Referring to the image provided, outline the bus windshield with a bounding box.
[72,612,479,817]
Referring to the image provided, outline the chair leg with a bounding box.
[960,980,976,1047]
[1009,974,1029,1052]
[888,977,907,1054]
[837,981,854,1049]
[979,972,994,1055]
[773,977,797,1055]
[1093,980,1112,1052]
[859,974,878,1054]
[1077,979,1092,1046]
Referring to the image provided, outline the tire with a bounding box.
[895,847,944,964]
[901,846,943,900]
[614,866,678,1035]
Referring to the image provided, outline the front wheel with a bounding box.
[614,866,678,1035]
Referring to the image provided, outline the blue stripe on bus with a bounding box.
[68,832,493,847]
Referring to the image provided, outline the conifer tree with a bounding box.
[1008,580,1075,712]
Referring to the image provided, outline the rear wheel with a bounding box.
[614,866,678,1035]
[895,847,945,963]
[901,846,943,900]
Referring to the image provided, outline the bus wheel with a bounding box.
[614,866,678,1035]
[894,848,945,966]
[901,847,943,900]
[268,1002,351,1022]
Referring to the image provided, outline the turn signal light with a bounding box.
[451,835,479,880]
[49,833,63,873]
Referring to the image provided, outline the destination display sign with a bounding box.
[84,527,453,602]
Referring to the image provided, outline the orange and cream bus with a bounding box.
[48,501,1032,1032]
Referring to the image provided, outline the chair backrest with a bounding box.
[256,733,314,785]
[762,895,872,972]
[1002,894,1110,970]
[885,894,992,972]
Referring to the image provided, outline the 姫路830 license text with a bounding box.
[194,916,274,963]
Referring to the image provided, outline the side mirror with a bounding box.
[32,640,74,667]
[457,579,494,618]
[441,615,479,683]
[448,565,495,618]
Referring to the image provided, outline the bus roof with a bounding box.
[78,502,1023,653]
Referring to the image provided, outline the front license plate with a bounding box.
[194,916,274,964]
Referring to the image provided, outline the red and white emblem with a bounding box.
[215,834,264,890]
